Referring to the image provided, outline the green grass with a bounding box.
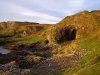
[0,35,44,45]
[51,29,100,75]
[13,35,43,42]
[51,70,65,75]
[78,62,100,75]
[63,36,100,75]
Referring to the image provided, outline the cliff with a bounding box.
[0,21,51,35]
[57,10,100,37]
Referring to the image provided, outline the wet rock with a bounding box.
[16,56,32,69]
[0,51,29,64]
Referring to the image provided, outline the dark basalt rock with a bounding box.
[1,41,53,69]
[0,51,29,64]
[16,56,32,69]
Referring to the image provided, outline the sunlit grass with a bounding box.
[13,35,43,42]
[51,30,100,75]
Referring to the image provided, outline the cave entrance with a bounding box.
[65,28,76,40]
[54,25,76,43]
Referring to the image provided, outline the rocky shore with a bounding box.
[0,42,53,74]
[0,50,84,75]
[0,41,85,75]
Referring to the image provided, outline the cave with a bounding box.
[54,25,76,43]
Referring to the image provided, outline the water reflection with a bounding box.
[0,46,11,54]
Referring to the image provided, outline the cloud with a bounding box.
[0,0,99,23]
[29,0,85,13]
[20,11,61,23]
[0,0,60,23]
[20,11,60,21]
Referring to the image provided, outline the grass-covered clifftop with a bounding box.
[0,21,51,35]
[51,10,100,75]
[57,10,100,37]
[0,21,52,44]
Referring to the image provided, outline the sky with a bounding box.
[0,0,100,24]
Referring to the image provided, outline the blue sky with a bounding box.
[0,0,100,23]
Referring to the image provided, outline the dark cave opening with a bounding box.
[54,26,76,43]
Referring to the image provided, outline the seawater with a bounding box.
[0,46,11,54]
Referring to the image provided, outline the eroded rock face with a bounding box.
[52,25,76,43]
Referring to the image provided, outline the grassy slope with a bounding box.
[51,10,100,75]
[0,22,52,44]
[52,28,100,75]
[58,10,100,26]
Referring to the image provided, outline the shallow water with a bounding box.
[0,46,11,54]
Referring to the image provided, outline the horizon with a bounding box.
[0,10,99,24]
[0,0,100,24]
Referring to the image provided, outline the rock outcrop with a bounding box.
[58,10,100,37]
[51,25,76,43]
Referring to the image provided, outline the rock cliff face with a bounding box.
[58,10,100,37]
[45,10,100,45]
[0,21,50,35]
[51,25,76,43]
